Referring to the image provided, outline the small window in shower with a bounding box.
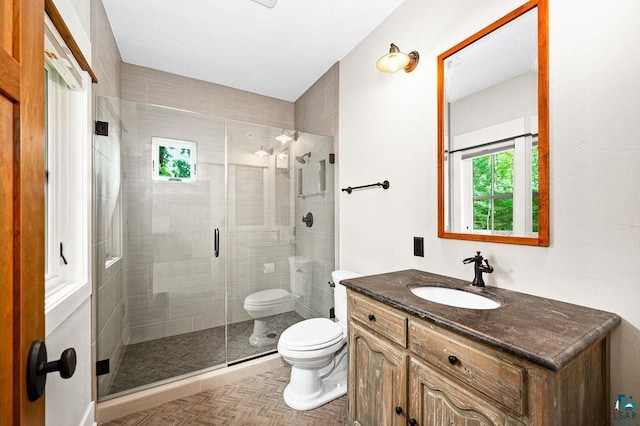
[152,137,197,182]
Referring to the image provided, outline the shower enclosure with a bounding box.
[95,97,335,399]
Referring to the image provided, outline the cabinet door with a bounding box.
[409,358,524,426]
[348,322,408,426]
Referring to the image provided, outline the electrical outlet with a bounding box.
[414,237,424,257]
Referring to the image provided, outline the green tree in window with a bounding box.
[473,156,491,197]
[472,150,514,231]
[494,151,513,194]
[158,146,171,177]
[473,156,491,229]
[158,146,192,179]
[172,159,191,178]
[493,151,513,231]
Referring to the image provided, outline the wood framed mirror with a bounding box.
[437,0,548,246]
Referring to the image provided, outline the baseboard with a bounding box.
[95,353,285,423]
[81,401,95,426]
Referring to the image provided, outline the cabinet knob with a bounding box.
[448,355,458,365]
[409,419,418,426]
[368,314,376,321]
[395,406,403,415]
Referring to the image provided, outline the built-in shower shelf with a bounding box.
[297,190,326,199]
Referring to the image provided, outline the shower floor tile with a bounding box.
[106,311,303,396]
[100,366,347,425]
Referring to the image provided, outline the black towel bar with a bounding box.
[341,180,390,194]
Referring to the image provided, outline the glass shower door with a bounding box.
[98,99,229,398]
[224,120,300,364]
[224,120,335,365]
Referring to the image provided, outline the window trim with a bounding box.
[151,137,198,182]
[457,135,538,237]
[44,15,92,334]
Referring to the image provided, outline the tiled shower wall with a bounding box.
[293,63,339,319]
[91,0,124,397]
[120,64,296,343]
[119,103,228,345]
[122,63,294,128]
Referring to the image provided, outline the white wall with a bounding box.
[46,1,95,426]
[339,0,640,403]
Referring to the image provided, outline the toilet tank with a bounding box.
[288,256,314,294]
[332,270,362,325]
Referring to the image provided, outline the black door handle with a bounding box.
[27,340,77,401]
[214,228,220,258]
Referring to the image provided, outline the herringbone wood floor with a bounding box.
[101,366,347,425]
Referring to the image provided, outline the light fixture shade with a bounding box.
[376,43,419,73]
[254,146,273,157]
[275,133,292,144]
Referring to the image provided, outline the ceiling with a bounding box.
[102,0,406,102]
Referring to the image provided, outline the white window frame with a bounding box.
[44,15,92,333]
[151,137,198,182]
[457,135,538,237]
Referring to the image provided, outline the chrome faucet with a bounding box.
[463,251,494,287]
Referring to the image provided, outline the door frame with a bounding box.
[0,0,46,424]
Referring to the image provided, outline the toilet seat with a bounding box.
[244,288,292,307]
[279,318,344,351]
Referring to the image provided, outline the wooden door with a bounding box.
[0,0,46,424]
[409,358,525,426]
[348,322,408,426]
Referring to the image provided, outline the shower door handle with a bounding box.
[214,228,220,258]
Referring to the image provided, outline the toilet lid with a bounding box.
[245,288,291,306]
[279,318,344,351]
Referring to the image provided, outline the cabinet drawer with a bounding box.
[409,319,526,415]
[349,291,407,348]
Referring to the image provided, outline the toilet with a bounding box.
[277,270,362,411]
[243,256,312,346]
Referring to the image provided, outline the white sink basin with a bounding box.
[410,286,501,310]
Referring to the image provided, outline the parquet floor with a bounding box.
[100,366,348,425]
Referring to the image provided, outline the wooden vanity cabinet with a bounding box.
[348,322,408,426]
[347,290,611,426]
[348,290,409,425]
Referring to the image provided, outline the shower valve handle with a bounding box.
[302,212,313,227]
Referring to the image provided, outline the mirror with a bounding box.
[438,0,548,246]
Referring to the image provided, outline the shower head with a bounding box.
[295,152,311,164]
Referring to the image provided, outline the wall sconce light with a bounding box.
[275,129,299,144]
[254,146,274,157]
[376,43,419,73]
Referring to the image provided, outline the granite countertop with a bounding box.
[342,269,621,372]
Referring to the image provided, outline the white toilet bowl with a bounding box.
[244,289,296,346]
[243,256,313,346]
[277,270,362,410]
